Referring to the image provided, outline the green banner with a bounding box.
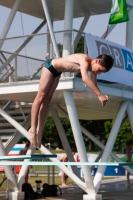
[109,0,129,24]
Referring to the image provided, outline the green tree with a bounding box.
[104,120,133,150]
[43,117,76,149]
[74,36,84,53]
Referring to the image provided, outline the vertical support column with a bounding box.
[64,90,95,194]
[41,0,60,58]
[0,138,18,191]
[94,101,129,193]
[0,0,22,50]
[127,101,133,132]
[51,106,79,177]
[62,0,74,77]
[125,8,133,48]
[46,23,53,59]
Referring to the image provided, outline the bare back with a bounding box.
[52,54,91,73]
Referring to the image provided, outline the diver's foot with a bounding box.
[29,129,37,148]
[36,132,42,149]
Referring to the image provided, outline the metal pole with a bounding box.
[41,0,60,58]
[15,55,17,81]
[51,106,79,177]
[64,91,95,194]
[46,24,50,59]
[17,145,35,190]
[101,24,116,39]
[0,0,22,50]
[74,13,90,50]
[94,101,129,193]
[125,8,133,48]
[62,0,74,77]
[47,165,50,184]
[127,101,133,132]
[0,138,18,191]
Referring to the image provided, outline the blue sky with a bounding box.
[0,5,126,46]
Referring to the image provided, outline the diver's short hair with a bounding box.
[96,54,114,72]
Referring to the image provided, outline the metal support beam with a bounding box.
[101,24,116,39]
[0,20,46,74]
[0,137,18,191]
[94,101,129,193]
[91,151,103,172]
[63,91,95,194]
[62,0,74,77]
[51,106,79,177]
[0,0,22,50]
[127,101,133,133]
[126,8,133,48]
[74,13,90,50]
[17,145,35,190]
[41,0,60,58]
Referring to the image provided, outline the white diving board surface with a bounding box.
[0,161,132,166]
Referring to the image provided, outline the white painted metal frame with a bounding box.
[0,0,22,50]
[51,105,79,177]
[74,13,90,50]
[0,137,18,190]
[62,0,74,78]
[0,20,46,74]
[0,0,132,199]
[41,0,95,194]
[55,104,133,190]
[64,90,95,194]
[94,101,129,193]
[17,145,35,190]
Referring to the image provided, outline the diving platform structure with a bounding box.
[0,0,133,200]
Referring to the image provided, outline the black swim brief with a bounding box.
[42,59,62,77]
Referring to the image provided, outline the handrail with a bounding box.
[0,29,85,41]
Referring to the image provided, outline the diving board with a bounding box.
[0,154,57,160]
[0,161,132,166]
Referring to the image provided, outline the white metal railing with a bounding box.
[0,30,85,83]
